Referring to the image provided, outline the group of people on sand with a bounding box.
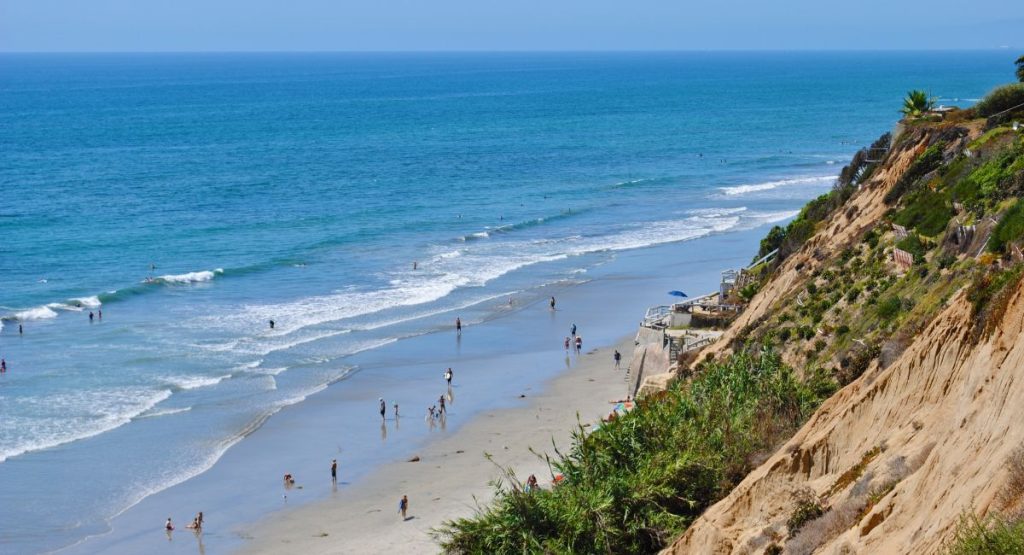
[165,511,203,535]
[564,323,584,354]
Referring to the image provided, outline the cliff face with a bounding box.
[667,119,1024,554]
[671,280,1024,554]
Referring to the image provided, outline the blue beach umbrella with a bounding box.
[668,290,688,297]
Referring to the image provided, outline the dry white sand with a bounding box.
[235,337,636,554]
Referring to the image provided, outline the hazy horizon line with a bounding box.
[0,47,1018,55]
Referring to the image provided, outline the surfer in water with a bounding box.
[269,319,275,329]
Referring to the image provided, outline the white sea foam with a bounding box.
[136,406,192,419]
[14,306,59,321]
[719,175,836,196]
[0,388,172,463]
[161,374,229,391]
[70,296,102,308]
[685,206,748,217]
[152,268,224,284]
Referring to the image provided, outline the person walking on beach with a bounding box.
[549,296,556,310]
[444,367,453,386]
[575,336,583,354]
[331,459,337,483]
[571,323,576,337]
[399,495,409,520]
[438,395,446,415]
[564,337,570,351]
[394,403,400,418]
[614,350,621,369]
[379,398,386,422]
[455,317,462,336]
[197,512,204,529]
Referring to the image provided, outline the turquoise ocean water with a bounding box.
[0,51,1011,553]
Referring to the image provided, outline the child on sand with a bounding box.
[399,495,409,520]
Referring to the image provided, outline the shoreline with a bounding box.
[235,335,638,553]
[55,226,762,555]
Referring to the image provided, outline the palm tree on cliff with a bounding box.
[900,90,934,118]
[1016,55,1024,82]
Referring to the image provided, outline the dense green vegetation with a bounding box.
[975,83,1024,118]
[436,347,834,554]
[989,200,1024,254]
[893,187,951,237]
[946,514,1024,554]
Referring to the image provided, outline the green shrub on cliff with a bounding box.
[946,514,1024,554]
[893,187,951,236]
[975,83,1024,118]
[989,200,1024,255]
[435,347,830,554]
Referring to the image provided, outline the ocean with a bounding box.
[0,51,1011,553]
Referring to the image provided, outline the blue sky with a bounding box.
[1,0,1021,52]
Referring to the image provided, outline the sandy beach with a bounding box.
[236,336,636,553]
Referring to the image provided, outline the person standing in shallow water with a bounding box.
[445,367,453,386]
[455,317,462,336]
[269,319,275,329]
[379,398,386,422]
[549,296,556,310]
[331,459,337,483]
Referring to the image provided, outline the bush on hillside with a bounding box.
[975,83,1024,118]
[897,234,930,264]
[989,200,1024,255]
[945,514,1024,554]
[967,264,1024,340]
[787,488,826,537]
[754,225,787,263]
[436,347,830,554]
[894,188,952,237]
